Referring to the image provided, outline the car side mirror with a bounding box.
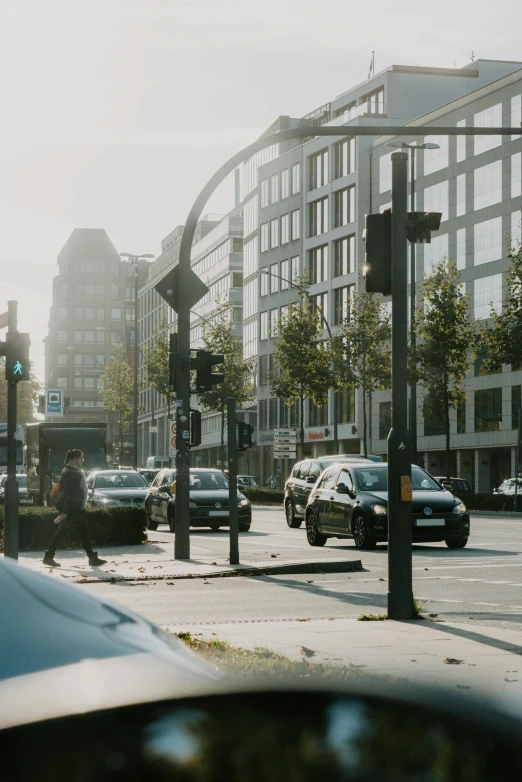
[493,489,498,494]
[336,483,350,494]
[441,481,452,491]
[305,476,316,484]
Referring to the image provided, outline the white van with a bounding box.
[145,455,170,470]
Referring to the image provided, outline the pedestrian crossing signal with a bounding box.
[5,333,30,382]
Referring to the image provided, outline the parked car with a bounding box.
[145,455,170,469]
[433,476,472,501]
[0,473,33,505]
[305,462,470,550]
[145,468,251,532]
[237,475,258,488]
[284,456,373,529]
[494,478,522,495]
[138,467,161,485]
[85,470,149,508]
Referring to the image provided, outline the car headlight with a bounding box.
[97,497,119,506]
[189,501,198,508]
[238,499,250,507]
[371,504,387,516]
[454,501,467,515]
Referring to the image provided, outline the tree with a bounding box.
[143,317,174,458]
[99,344,134,466]
[271,288,332,452]
[336,290,391,457]
[482,238,522,372]
[414,257,475,479]
[198,309,252,466]
[0,358,41,425]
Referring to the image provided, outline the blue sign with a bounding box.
[46,389,63,415]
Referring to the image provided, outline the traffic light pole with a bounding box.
[174,283,191,560]
[4,301,19,560]
[227,398,239,565]
[387,153,413,620]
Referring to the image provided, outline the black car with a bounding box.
[284,455,374,529]
[145,468,252,532]
[305,462,470,550]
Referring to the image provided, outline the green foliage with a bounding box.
[483,239,522,372]
[143,316,174,415]
[100,344,134,464]
[271,285,332,447]
[0,505,146,552]
[415,258,475,477]
[242,487,284,504]
[358,613,388,621]
[337,291,391,457]
[0,357,41,425]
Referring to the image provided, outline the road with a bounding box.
[83,508,522,630]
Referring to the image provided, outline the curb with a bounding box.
[55,558,363,584]
[470,510,522,518]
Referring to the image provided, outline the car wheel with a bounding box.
[145,504,158,531]
[210,524,220,531]
[305,509,327,547]
[352,513,377,550]
[285,499,302,529]
[239,522,251,532]
[167,508,176,533]
[445,536,468,549]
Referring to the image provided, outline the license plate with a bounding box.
[209,510,229,516]
[414,518,444,527]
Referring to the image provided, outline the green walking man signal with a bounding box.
[3,332,31,382]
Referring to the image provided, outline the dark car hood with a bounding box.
[361,489,458,510]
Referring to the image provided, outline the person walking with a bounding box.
[43,449,106,567]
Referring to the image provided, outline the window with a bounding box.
[512,386,521,429]
[474,274,502,320]
[111,308,122,320]
[74,354,82,366]
[309,149,328,190]
[334,186,355,227]
[378,402,391,439]
[259,399,268,429]
[259,355,268,385]
[84,284,95,297]
[111,284,119,298]
[334,235,355,276]
[244,238,257,278]
[456,119,466,162]
[74,307,83,319]
[456,174,466,217]
[291,210,300,241]
[57,330,67,343]
[474,218,502,266]
[280,259,289,290]
[97,330,105,343]
[281,168,290,199]
[424,181,448,222]
[260,223,269,252]
[474,104,502,156]
[84,354,95,367]
[334,138,355,179]
[423,136,449,175]
[279,398,289,427]
[291,162,300,194]
[126,307,135,322]
[360,87,384,115]
[270,218,279,249]
[309,399,328,427]
[84,330,94,343]
[311,293,328,323]
[56,377,67,388]
[84,307,95,319]
[379,152,392,194]
[291,256,300,283]
[456,228,466,270]
[474,160,502,210]
[260,179,269,208]
[309,197,328,236]
[97,308,104,319]
[111,331,123,344]
[309,245,328,284]
[260,271,269,297]
[97,354,105,367]
[334,285,354,325]
[337,388,355,423]
[57,353,68,366]
[270,263,279,294]
[512,95,521,141]
[243,196,258,238]
[84,377,95,390]
[512,153,522,198]
[270,173,279,204]
[423,233,448,275]
[269,398,278,428]
[74,377,82,390]
[60,283,68,298]
[281,214,289,245]
[270,309,278,338]
[260,311,268,340]
[58,308,68,319]
[475,388,502,432]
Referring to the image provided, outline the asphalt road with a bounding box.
[83,508,522,630]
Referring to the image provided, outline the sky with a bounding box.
[1,0,521,381]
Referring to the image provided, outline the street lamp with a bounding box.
[385,140,439,465]
[120,252,154,469]
[258,268,339,455]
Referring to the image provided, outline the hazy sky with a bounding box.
[1,0,521,380]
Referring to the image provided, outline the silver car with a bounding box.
[0,473,32,505]
[86,470,149,508]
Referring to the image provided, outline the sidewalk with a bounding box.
[165,615,522,698]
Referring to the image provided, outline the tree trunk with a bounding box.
[299,392,305,459]
[444,373,450,480]
[119,413,123,467]
[362,385,368,458]
[220,409,226,468]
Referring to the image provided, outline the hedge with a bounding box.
[0,505,147,553]
[243,487,284,504]
[466,493,522,512]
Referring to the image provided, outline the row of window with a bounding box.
[56,353,106,367]
[307,139,356,190]
[258,283,354,341]
[260,211,300,251]
[191,239,231,279]
[260,163,301,208]
[308,187,356,237]
[56,307,124,321]
[258,389,356,430]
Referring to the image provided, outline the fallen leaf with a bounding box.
[166,582,175,586]
[212,632,217,636]
[444,658,463,665]
[211,562,217,566]
[429,613,439,618]
[296,618,311,622]
[271,554,277,558]
[328,617,335,621]
[300,646,316,657]
[203,581,211,585]
[154,566,163,569]
[306,580,314,584]
[379,578,385,582]
[411,659,417,662]
[138,567,145,572]
[105,570,116,573]
[425,568,429,571]
[77,578,88,583]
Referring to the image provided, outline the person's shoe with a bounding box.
[88,553,107,566]
[43,551,60,567]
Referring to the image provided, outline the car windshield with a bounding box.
[189,471,228,490]
[94,472,147,489]
[354,466,442,492]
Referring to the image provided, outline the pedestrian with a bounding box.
[43,449,106,567]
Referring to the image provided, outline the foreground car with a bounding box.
[145,468,252,532]
[0,473,32,505]
[305,463,470,549]
[86,470,149,507]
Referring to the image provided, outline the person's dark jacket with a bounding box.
[57,463,87,514]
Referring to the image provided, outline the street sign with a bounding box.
[274,452,296,460]
[274,436,296,445]
[155,264,209,313]
[149,426,158,433]
[46,389,63,416]
[274,429,297,438]
[169,420,176,457]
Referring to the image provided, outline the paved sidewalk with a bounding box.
[165,616,522,698]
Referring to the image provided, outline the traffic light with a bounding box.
[5,332,30,382]
[38,394,45,414]
[190,409,202,447]
[363,210,391,296]
[191,350,225,393]
[64,395,71,413]
[168,332,183,391]
[406,211,442,243]
[237,421,254,450]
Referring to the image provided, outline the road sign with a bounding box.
[274,429,297,438]
[155,264,209,312]
[46,389,63,416]
[149,426,158,433]
[274,452,296,460]
[274,436,296,445]
[169,420,176,457]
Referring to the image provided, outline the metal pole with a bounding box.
[387,152,413,621]
[515,407,522,512]
[174,265,192,560]
[4,301,19,560]
[133,261,139,470]
[227,398,239,565]
[409,150,418,465]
